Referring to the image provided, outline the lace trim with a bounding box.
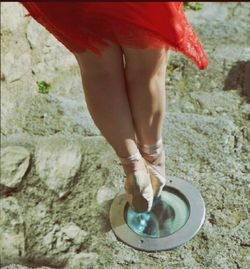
[20,2,208,69]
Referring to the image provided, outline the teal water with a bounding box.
[125,189,190,238]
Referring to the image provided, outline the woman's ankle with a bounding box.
[122,158,145,176]
[142,153,159,163]
[137,137,163,161]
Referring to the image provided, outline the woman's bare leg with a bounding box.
[73,41,145,175]
[121,46,169,145]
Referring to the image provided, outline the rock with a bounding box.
[42,37,77,70]
[35,138,82,197]
[49,95,99,136]
[43,223,87,254]
[243,60,250,98]
[0,197,25,262]
[2,52,31,83]
[31,62,47,77]
[96,186,116,207]
[49,73,83,102]
[2,265,52,269]
[179,100,196,113]
[33,202,47,219]
[105,230,117,242]
[14,94,99,136]
[66,252,99,268]
[61,223,88,245]
[163,112,241,174]
[190,91,241,113]
[172,72,182,81]
[214,45,250,62]
[1,2,250,268]
[1,264,30,269]
[26,19,47,50]
[240,103,250,118]
[187,3,249,45]
[187,3,228,24]
[43,225,59,249]
[0,146,30,191]
[1,2,26,32]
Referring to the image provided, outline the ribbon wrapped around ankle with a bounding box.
[119,150,142,165]
[137,138,163,155]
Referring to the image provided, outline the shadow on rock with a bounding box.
[224,60,250,101]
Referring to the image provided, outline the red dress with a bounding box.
[19,1,208,70]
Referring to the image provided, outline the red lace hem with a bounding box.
[20,2,208,70]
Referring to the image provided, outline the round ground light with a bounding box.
[109,177,206,251]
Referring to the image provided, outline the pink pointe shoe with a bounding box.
[118,150,154,213]
[137,137,166,198]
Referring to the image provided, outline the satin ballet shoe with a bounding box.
[118,150,154,213]
[137,137,166,198]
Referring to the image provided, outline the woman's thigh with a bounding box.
[121,46,170,83]
[73,40,125,81]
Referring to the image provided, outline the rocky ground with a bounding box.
[1,2,250,269]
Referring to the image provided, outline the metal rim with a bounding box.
[109,177,206,251]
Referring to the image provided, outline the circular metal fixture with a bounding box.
[109,177,205,251]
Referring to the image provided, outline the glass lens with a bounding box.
[125,188,190,238]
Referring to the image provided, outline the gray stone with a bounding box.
[2,52,31,83]
[105,230,117,242]
[163,112,241,174]
[172,72,182,81]
[66,252,99,269]
[43,225,59,249]
[43,223,87,254]
[187,3,249,45]
[35,138,82,197]
[42,38,77,70]
[1,2,250,268]
[0,197,25,262]
[1,264,30,269]
[49,73,83,102]
[190,91,241,112]
[96,186,116,207]
[61,223,88,245]
[240,103,250,116]
[187,2,228,24]
[2,265,52,269]
[1,3,26,32]
[177,100,196,113]
[1,146,30,189]
[214,45,250,62]
[26,19,48,49]
[33,202,47,219]
[14,94,99,136]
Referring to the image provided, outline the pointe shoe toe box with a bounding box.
[137,138,167,198]
[124,171,153,212]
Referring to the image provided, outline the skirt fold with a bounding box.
[20,1,208,69]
